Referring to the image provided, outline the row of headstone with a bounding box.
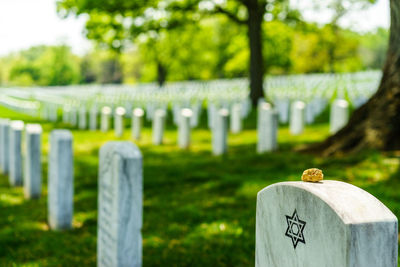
[287,99,349,136]
[0,119,74,230]
[0,119,43,199]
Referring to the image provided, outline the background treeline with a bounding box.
[0,18,388,87]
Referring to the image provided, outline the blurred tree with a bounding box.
[7,45,81,86]
[100,56,123,84]
[304,0,400,155]
[80,55,97,83]
[57,0,299,105]
[312,0,375,72]
[359,28,389,69]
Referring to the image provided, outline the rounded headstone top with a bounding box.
[259,102,272,110]
[115,107,126,115]
[133,108,144,117]
[293,101,306,109]
[11,120,24,130]
[260,180,397,224]
[51,129,73,140]
[0,118,10,124]
[219,108,229,116]
[155,109,166,117]
[102,106,112,114]
[181,108,193,117]
[26,124,42,133]
[334,99,349,108]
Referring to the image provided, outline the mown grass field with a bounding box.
[0,105,399,266]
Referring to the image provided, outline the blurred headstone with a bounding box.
[9,120,24,186]
[24,124,42,199]
[48,130,74,230]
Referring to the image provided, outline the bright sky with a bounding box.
[0,0,391,57]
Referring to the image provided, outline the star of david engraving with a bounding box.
[285,209,306,249]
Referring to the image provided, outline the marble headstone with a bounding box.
[230,103,242,134]
[98,142,143,267]
[90,106,98,131]
[24,124,42,199]
[48,130,74,230]
[212,109,229,155]
[79,107,87,130]
[256,180,398,267]
[257,103,278,153]
[114,107,126,138]
[178,108,192,149]
[70,109,77,127]
[101,106,112,132]
[330,99,349,134]
[289,101,305,135]
[132,108,144,140]
[0,119,10,174]
[152,109,166,145]
[9,120,24,186]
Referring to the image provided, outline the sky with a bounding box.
[0,0,391,57]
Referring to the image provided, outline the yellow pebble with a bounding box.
[301,168,323,182]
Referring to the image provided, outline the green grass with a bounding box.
[0,105,399,266]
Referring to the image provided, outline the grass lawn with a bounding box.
[0,105,399,266]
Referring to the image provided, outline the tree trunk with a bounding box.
[157,61,167,87]
[302,0,400,156]
[247,0,265,106]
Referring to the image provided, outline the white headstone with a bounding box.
[152,109,166,145]
[90,106,98,131]
[79,107,87,130]
[257,103,278,153]
[0,119,10,174]
[132,108,144,141]
[256,180,398,267]
[230,103,242,134]
[178,108,193,149]
[24,124,42,199]
[70,109,77,127]
[63,106,70,124]
[98,142,143,267]
[276,99,290,123]
[330,99,349,134]
[212,109,229,155]
[48,130,74,230]
[289,101,305,135]
[101,107,112,132]
[9,120,24,186]
[114,107,126,138]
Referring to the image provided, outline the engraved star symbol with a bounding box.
[285,209,306,249]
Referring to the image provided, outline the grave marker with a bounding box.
[0,119,10,174]
[114,107,126,138]
[257,103,278,153]
[178,108,192,149]
[48,130,74,230]
[330,99,349,134]
[256,170,398,267]
[132,108,144,140]
[212,109,229,155]
[24,124,42,199]
[289,101,305,135]
[152,109,166,145]
[98,142,143,267]
[101,107,112,132]
[9,120,24,186]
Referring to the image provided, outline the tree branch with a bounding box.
[213,5,247,25]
